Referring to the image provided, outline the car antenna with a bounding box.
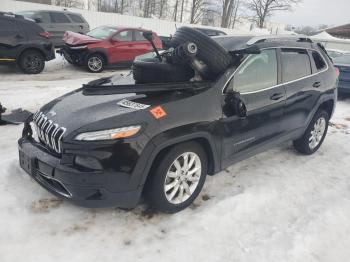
[142,31,162,62]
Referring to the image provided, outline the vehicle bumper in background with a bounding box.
[59,45,88,65]
[338,81,350,93]
[43,43,55,61]
[18,137,142,208]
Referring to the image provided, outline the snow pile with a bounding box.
[1,59,350,262]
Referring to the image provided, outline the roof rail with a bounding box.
[0,11,25,19]
[247,35,313,46]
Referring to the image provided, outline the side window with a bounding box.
[231,49,278,93]
[67,14,85,23]
[50,12,70,23]
[113,30,133,41]
[134,30,147,41]
[281,49,312,82]
[0,18,18,34]
[34,12,51,23]
[311,51,327,71]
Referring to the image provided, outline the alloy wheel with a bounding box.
[24,54,41,72]
[87,56,103,72]
[309,117,326,149]
[164,152,202,204]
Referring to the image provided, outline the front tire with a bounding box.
[293,110,329,155]
[146,142,207,213]
[18,50,45,74]
[86,54,105,73]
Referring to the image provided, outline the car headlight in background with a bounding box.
[75,125,141,141]
[70,45,87,50]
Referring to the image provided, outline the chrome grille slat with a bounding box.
[33,111,66,154]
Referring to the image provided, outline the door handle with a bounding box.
[15,34,24,39]
[313,82,321,88]
[270,93,284,100]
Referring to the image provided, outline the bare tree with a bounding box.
[54,0,83,8]
[221,0,240,28]
[190,0,207,24]
[173,0,179,21]
[246,0,301,28]
[179,0,185,22]
[158,0,167,18]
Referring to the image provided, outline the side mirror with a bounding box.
[142,31,154,41]
[34,17,42,23]
[223,91,247,118]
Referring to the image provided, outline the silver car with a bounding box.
[17,10,90,46]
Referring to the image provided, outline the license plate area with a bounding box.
[19,150,34,175]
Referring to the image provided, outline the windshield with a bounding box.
[333,54,350,65]
[87,26,117,40]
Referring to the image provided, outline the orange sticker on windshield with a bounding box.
[150,106,167,119]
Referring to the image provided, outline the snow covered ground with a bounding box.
[1,57,350,262]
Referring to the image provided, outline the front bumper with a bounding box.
[18,136,142,208]
[43,43,55,61]
[59,45,88,65]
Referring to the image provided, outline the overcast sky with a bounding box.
[272,0,349,27]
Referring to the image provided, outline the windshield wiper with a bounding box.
[82,81,211,95]
[86,77,111,87]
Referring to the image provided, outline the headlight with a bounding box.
[75,125,141,141]
[70,45,87,50]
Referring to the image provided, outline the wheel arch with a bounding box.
[318,99,335,118]
[86,48,109,64]
[17,47,45,63]
[139,132,220,190]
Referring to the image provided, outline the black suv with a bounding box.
[18,29,337,213]
[0,12,55,74]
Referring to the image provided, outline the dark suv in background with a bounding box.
[0,12,55,74]
[17,10,89,46]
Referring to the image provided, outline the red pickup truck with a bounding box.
[61,26,162,72]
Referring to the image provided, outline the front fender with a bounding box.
[130,127,221,189]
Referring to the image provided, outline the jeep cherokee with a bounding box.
[18,34,338,213]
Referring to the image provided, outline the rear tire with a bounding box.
[133,61,194,83]
[18,50,45,74]
[145,142,207,213]
[86,53,105,73]
[293,110,329,155]
[170,27,232,76]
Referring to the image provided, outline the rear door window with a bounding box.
[231,49,278,93]
[114,30,133,41]
[311,51,327,71]
[134,30,147,41]
[0,17,18,33]
[50,12,70,23]
[281,49,312,82]
[67,14,85,23]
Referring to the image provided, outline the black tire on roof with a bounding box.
[132,60,194,83]
[170,27,232,76]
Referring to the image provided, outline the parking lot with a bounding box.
[1,56,350,262]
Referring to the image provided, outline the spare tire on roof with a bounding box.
[133,61,194,84]
[170,27,232,76]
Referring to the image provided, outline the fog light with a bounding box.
[75,155,102,170]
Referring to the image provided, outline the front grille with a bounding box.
[33,111,66,154]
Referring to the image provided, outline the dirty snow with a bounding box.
[1,57,350,262]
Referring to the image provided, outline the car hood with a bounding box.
[63,31,102,45]
[39,89,150,135]
[38,73,213,140]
